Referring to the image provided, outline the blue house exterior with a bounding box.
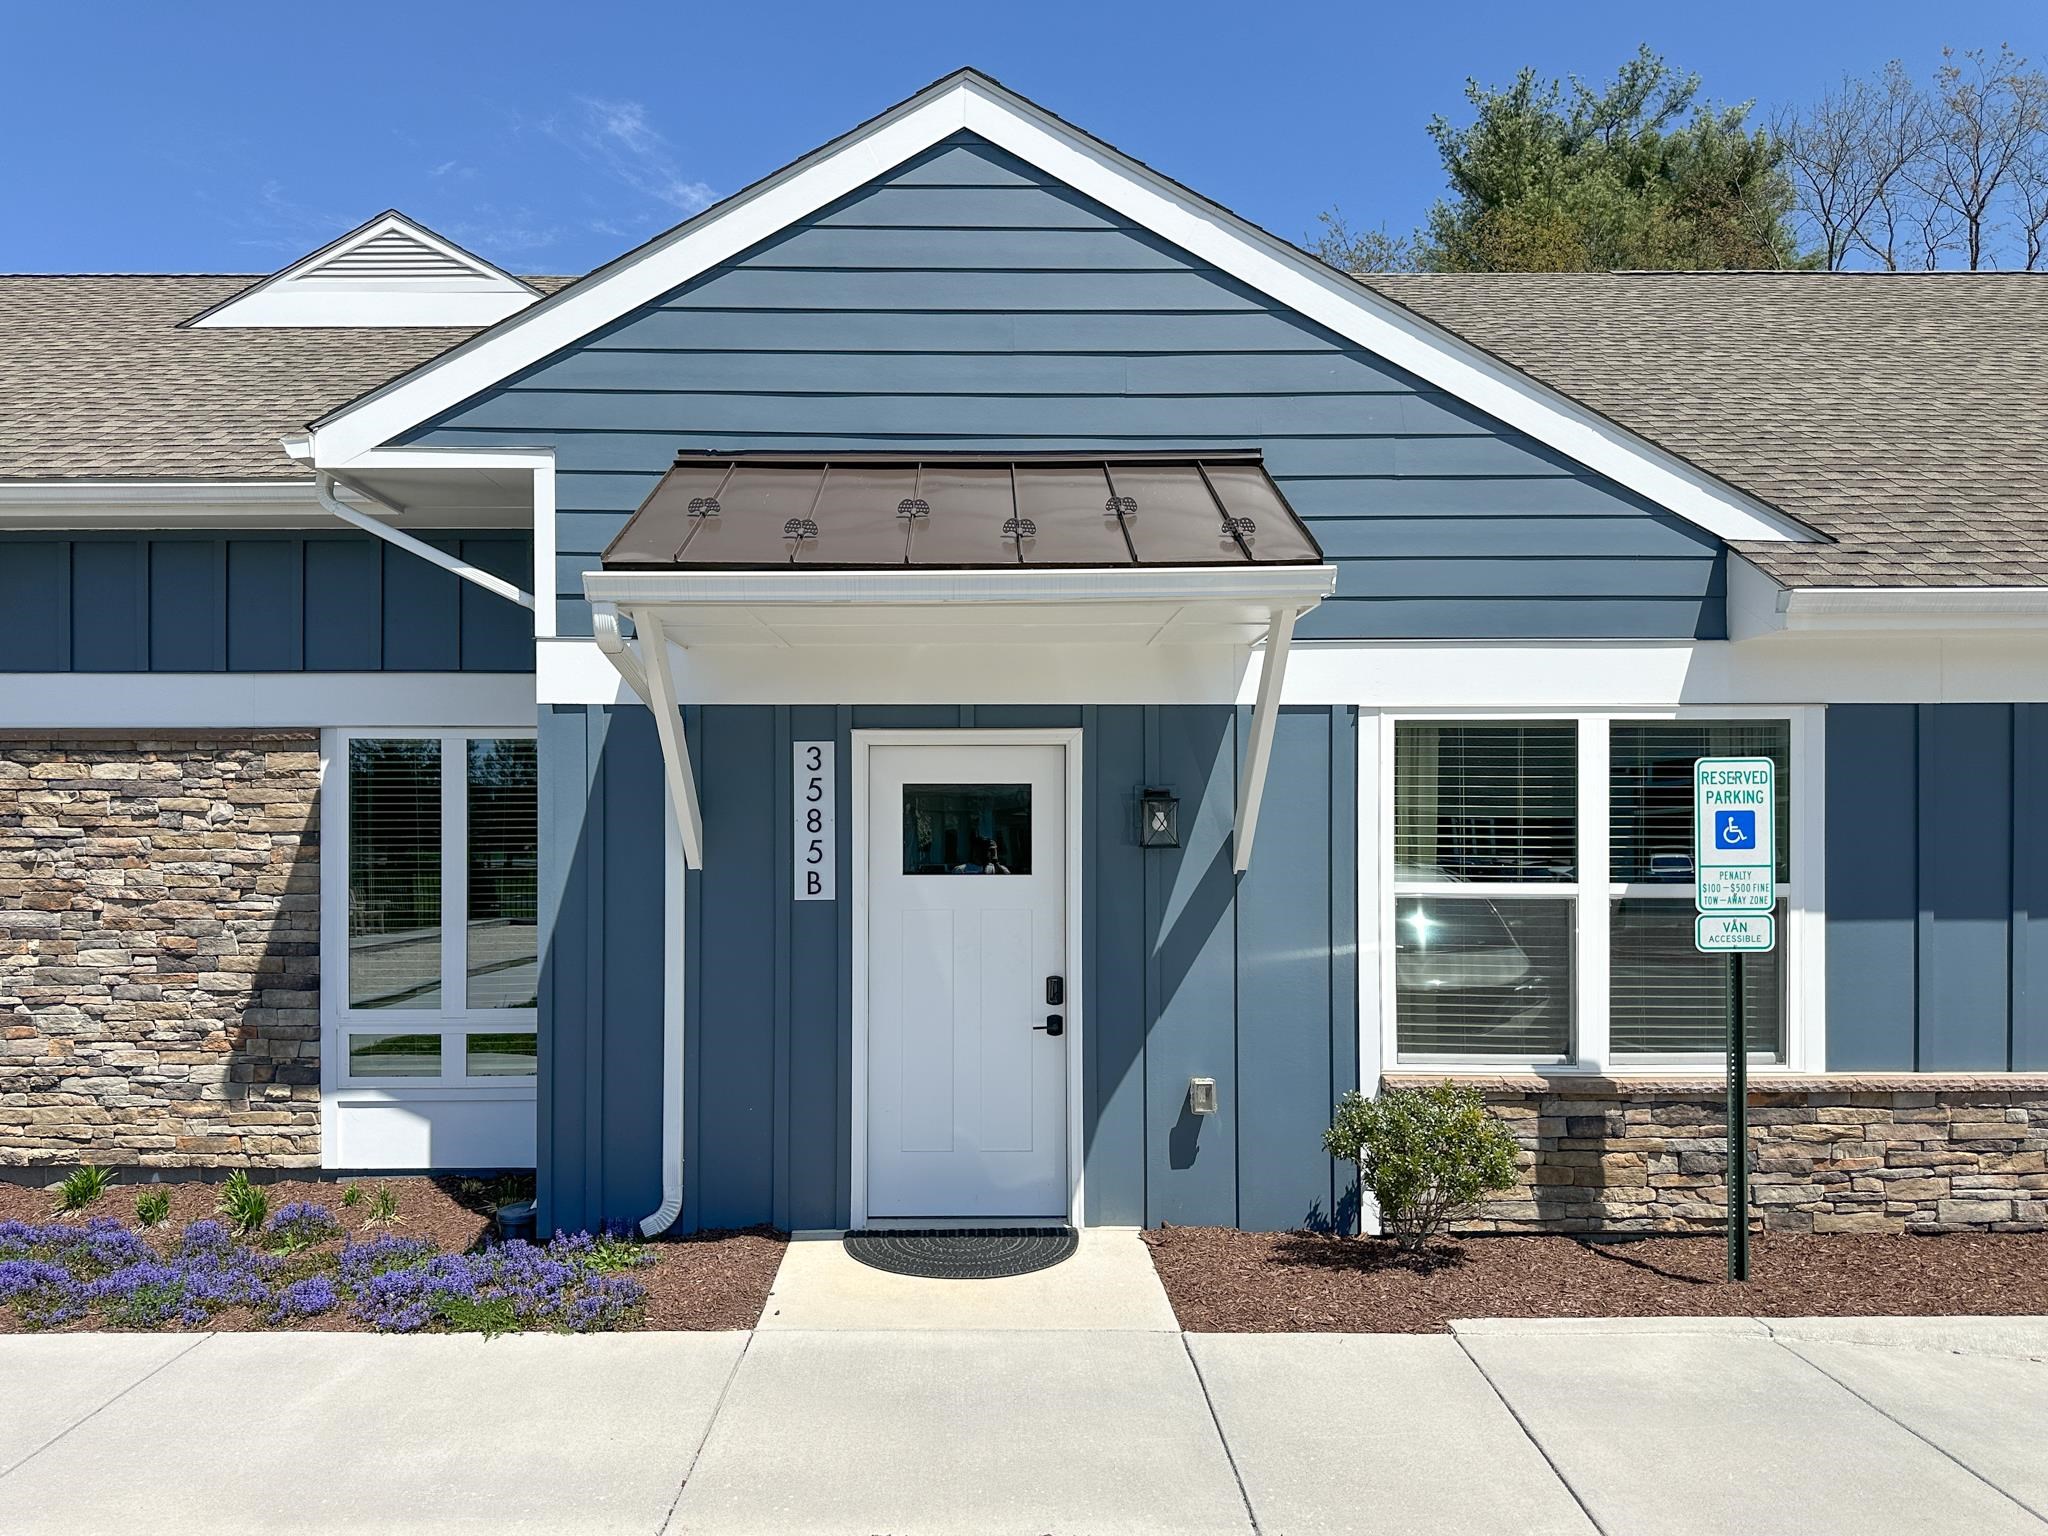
[5,70,2047,1242]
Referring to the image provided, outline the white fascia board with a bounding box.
[303,77,1806,548]
[582,563,1336,608]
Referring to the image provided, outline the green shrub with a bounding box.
[134,1188,172,1227]
[216,1170,269,1236]
[1323,1083,1521,1253]
[341,1183,364,1209]
[55,1165,116,1213]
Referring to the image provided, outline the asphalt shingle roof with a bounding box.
[1367,271,2048,588]
[0,275,568,483]
[3,269,2041,588]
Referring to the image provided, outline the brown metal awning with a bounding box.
[602,450,1324,570]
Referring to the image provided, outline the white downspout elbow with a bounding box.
[315,473,536,611]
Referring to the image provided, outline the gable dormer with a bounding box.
[186,211,543,328]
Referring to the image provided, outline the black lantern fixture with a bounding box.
[1139,788,1180,848]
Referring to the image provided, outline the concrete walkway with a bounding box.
[2,1312,2046,1533]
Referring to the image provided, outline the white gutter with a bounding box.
[315,472,535,611]
[1777,585,2048,632]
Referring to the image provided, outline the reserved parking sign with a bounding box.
[1694,756,1775,949]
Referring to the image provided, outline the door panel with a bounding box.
[867,742,1067,1219]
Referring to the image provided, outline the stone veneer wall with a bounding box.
[1,734,321,1169]
[1382,1074,2048,1236]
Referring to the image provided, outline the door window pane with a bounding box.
[1610,899,1784,1056]
[1611,721,1790,883]
[465,1032,538,1078]
[348,738,442,1009]
[903,784,1031,874]
[466,739,538,1009]
[1395,896,1573,1056]
[348,1032,442,1078]
[1395,722,1576,882]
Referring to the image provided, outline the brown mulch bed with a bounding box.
[1142,1225,2048,1333]
[0,1175,785,1333]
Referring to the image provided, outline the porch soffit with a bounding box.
[583,451,1332,874]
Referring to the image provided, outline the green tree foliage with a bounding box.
[1317,47,1806,274]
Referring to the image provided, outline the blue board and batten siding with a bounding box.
[537,702,1357,1237]
[403,133,1727,644]
[0,531,533,672]
[1826,704,2048,1072]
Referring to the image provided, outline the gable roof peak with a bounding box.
[185,210,543,330]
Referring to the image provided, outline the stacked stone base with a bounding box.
[0,734,322,1170]
[1383,1074,2048,1236]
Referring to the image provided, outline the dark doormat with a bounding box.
[843,1227,1079,1279]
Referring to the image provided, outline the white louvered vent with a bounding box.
[189,212,544,327]
[306,228,477,282]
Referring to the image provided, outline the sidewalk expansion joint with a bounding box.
[0,1331,216,1483]
[1179,1333,1263,1535]
[1450,1330,1611,1536]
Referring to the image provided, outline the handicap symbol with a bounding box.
[1714,810,1757,850]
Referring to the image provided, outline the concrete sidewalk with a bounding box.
[1,1317,2045,1534]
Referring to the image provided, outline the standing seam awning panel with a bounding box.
[599,451,1326,571]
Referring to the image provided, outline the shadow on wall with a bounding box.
[0,734,323,1172]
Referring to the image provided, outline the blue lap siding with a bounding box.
[1826,704,2048,1071]
[0,530,534,673]
[535,703,1357,1237]
[402,133,1726,645]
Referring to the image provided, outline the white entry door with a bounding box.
[865,741,1069,1220]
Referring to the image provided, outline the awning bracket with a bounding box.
[1232,606,1299,874]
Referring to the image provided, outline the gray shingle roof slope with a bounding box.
[4,268,2041,589]
[1366,271,2048,588]
[0,275,566,483]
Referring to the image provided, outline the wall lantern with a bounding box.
[1139,788,1180,848]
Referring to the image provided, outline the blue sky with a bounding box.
[4,0,2041,274]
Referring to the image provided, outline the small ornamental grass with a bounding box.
[216,1171,269,1236]
[1324,1082,1522,1254]
[0,1207,649,1335]
[133,1188,172,1228]
[55,1165,116,1213]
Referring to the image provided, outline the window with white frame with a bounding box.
[1393,721,1578,1060]
[1390,714,1794,1067]
[333,731,538,1085]
[1608,720,1788,1060]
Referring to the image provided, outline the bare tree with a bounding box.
[1919,45,2048,268]
[2009,130,2048,268]
[1777,63,1928,269]
[1310,209,1420,274]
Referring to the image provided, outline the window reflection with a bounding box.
[903,784,1031,874]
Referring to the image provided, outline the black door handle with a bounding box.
[1034,1014,1064,1037]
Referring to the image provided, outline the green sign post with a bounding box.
[1694,757,1776,1282]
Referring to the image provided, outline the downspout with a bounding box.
[590,602,688,1238]
[314,473,535,610]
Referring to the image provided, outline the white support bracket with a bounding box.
[1233,605,1299,873]
[629,609,706,870]
[315,472,535,611]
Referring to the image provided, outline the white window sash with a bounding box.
[324,726,538,1090]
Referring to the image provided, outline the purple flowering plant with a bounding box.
[0,1207,649,1335]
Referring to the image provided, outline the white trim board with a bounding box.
[0,673,537,729]
[533,630,2048,710]
[305,72,1810,548]
[848,728,1087,1230]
